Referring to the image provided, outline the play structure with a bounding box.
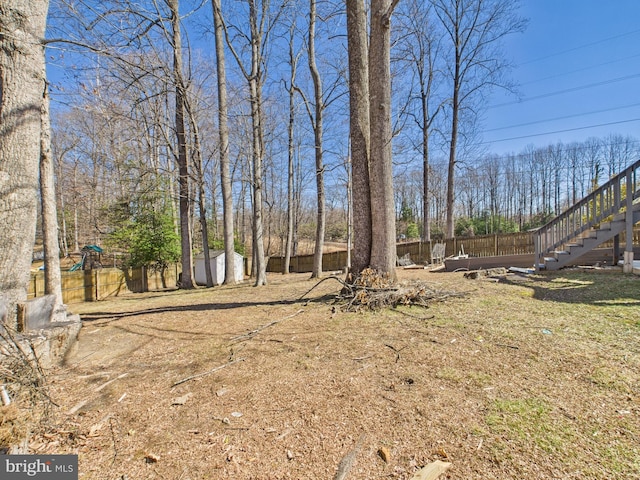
[69,245,104,271]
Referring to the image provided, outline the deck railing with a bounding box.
[534,158,640,269]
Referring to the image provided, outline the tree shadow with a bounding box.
[503,271,640,307]
[79,293,336,322]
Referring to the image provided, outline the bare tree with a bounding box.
[283,22,301,275]
[346,0,400,278]
[432,0,526,238]
[396,0,443,242]
[185,96,213,287]
[307,0,326,279]
[167,0,195,287]
[40,82,64,306]
[212,0,236,284]
[221,0,287,286]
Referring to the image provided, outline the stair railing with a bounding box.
[534,158,640,270]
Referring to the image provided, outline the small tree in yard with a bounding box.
[107,203,180,287]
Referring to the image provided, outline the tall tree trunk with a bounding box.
[0,0,49,327]
[219,0,270,285]
[40,81,63,306]
[283,25,298,275]
[212,0,236,284]
[250,75,267,286]
[248,1,267,286]
[309,0,325,279]
[58,182,69,257]
[169,0,194,288]
[346,0,371,276]
[445,71,459,239]
[346,156,352,269]
[73,167,79,252]
[187,101,213,287]
[422,97,431,242]
[369,0,397,279]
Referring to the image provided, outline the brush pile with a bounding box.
[339,268,465,312]
[0,327,51,452]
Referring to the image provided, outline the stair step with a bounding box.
[536,161,640,270]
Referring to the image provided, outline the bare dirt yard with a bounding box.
[4,268,640,479]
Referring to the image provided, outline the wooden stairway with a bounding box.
[535,159,640,271]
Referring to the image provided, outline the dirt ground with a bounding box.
[12,269,640,479]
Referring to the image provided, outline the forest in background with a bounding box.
[43,0,640,268]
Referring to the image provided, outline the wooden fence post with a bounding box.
[84,270,96,302]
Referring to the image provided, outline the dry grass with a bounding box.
[3,268,639,479]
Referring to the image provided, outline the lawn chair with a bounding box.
[431,243,446,265]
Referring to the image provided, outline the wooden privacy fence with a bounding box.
[267,227,640,274]
[28,264,180,304]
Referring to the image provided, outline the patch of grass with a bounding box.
[599,441,640,476]
[466,370,493,386]
[486,397,574,454]
[587,366,634,394]
[435,367,464,383]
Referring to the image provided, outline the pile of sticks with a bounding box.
[337,269,465,312]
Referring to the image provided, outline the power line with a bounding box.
[488,73,640,109]
[481,118,640,145]
[521,52,640,86]
[484,103,640,133]
[518,28,640,66]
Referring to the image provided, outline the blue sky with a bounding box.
[481,0,640,154]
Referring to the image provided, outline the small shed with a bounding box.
[194,250,244,286]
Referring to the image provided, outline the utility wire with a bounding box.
[489,73,640,109]
[484,103,640,132]
[521,53,640,86]
[481,118,640,145]
[518,28,640,66]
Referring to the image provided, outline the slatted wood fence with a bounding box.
[27,226,640,301]
[267,227,640,274]
[28,264,180,304]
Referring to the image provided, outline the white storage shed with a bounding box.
[194,250,244,285]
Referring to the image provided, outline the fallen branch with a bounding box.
[298,276,350,301]
[352,354,374,361]
[95,373,128,392]
[172,358,244,387]
[393,309,435,321]
[384,344,407,363]
[229,309,304,343]
[333,434,366,480]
